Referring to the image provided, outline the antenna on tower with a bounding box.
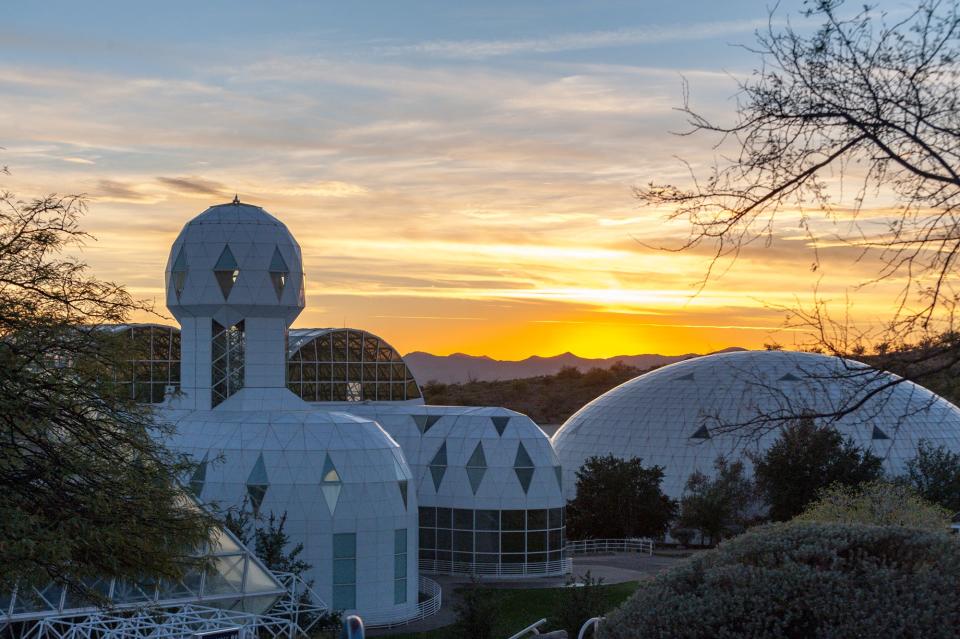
[232,194,240,205]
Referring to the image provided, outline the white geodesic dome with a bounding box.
[164,407,419,623]
[551,350,960,499]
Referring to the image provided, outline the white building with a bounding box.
[551,349,960,499]
[158,201,420,623]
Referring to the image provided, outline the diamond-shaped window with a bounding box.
[269,246,289,301]
[171,246,188,300]
[428,442,447,491]
[398,480,408,509]
[514,442,535,494]
[213,245,239,300]
[246,453,269,514]
[466,442,487,495]
[321,453,342,515]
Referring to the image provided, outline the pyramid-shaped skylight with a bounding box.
[320,453,342,515]
[171,246,188,300]
[268,246,289,301]
[213,245,239,299]
[690,425,711,440]
[413,414,442,434]
[245,453,269,514]
[429,441,447,491]
[492,416,510,436]
[466,442,487,495]
[514,442,535,494]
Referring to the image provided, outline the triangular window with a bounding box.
[214,245,240,300]
[466,442,487,495]
[413,414,442,434]
[676,373,695,381]
[171,246,188,300]
[690,425,711,440]
[554,466,563,491]
[779,372,801,381]
[492,416,510,436]
[428,442,447,491]
[246,453,269,514]
[872,425,890,440]
[269,246,289,301]
[398,480,408,509]
[514,442,535,494]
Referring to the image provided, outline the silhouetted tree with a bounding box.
[906,439,960,512]
[678,457,757,545]
[751,418,883,521]
[0,188,213,597]
[637,0,960,426]
[566,455,677,539]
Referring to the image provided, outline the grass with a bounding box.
[388,581,640,639]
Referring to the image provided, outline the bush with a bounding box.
[552,571,606,638]
[601,522,960,638]
[906,439,960,512]
[453,577,499,639]
[797,480,951,532]
[677,457,757,546]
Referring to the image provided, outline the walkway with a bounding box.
[368,551,690,636]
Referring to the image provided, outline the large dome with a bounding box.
[551,350,960,499]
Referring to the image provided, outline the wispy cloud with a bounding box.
[157,176,227,197]
[387,19,769,59]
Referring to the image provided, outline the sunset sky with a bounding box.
[2,1,909,359]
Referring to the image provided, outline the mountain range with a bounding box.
[404,347,747,384]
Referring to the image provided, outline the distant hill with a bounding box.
[404,347,746,384]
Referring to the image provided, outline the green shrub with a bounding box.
[452,577,499,639]
[552,571,606,638]
[797,480,951,532]
[601,522,960,638]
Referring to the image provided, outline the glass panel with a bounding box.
[528,552,548,564]
[333,558,356,585]
[453,509,473,530]
[528,510,548,530]
[419,507,436,527]
[436,508,452,528]
[476,510,499,530]
[502,532,524,553]
[394,578,406,604]
[420,528,436,549]
[333,585,355,610]
[502,553,525,564]
[333,533,356,559]
[436,529,451,551]
[549,529,562,550]
[476,531,499,553]
[549,508,563,529]
[502,510,525,531]
[453,552,473,564]
[453,530,473,552]
[394,554,407,578]
[395,529,407,554]
[527,530,548,552]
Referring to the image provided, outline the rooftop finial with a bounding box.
[232,194,240,205]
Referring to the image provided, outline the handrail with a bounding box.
[420,558,572,577]
[361,576,442,629]
[566,538,654,556]
[577,616,604,639]
[506,618,547,639]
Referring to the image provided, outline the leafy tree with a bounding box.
[452,576,498,639]
[0,191,213,597]
[798,480,950,532]
[552,571,606,638]
[678,457,756,545]
[905,439,960,513]
[751,418,882,521]
[566,455,677,539]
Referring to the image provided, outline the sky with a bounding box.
[1,1,914,359]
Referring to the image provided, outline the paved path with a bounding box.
[368,552,689,636]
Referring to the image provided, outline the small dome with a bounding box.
[165,201,305,326]
[551,350,960,499]
[167,407,419,622]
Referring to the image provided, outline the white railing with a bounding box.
[577,616,604,639]
[361,576,442,629]
[507,618,547,639]
[566,538,654,556]
[420,558,572,578]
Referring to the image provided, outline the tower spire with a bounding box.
[232,194,240,205]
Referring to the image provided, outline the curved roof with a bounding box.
[287,328,422,403]
[551,349,960,498]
